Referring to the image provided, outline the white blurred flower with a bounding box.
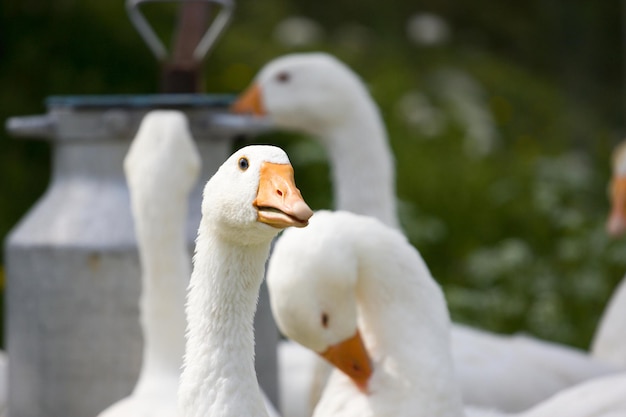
[488,178,520,205]
[532,152,593,227]
[406,13,451,46]
[535,152,592,190]
[273,16,324,48]
[527,292,562,331]
[557,209,585,229]
[432,68,500,158]
[607,238,626,265]
[398,200,447,244]
[557,237,585,261]
[395,90,445,137]
[466,239,533,284]
[533,183,560,214]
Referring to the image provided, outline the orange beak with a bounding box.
[231,83,266,116]
[607,176,626,236]
[254,162,313,229]
[319,330,373,393]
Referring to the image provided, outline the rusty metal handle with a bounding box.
[126,0,234,62]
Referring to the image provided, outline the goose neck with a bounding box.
[178,228,271,417]
[353,232,465,416]
[131,198,190,385]
[321,110,399,229]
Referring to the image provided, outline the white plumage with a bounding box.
[97,110,200,417]
[177,145,312,417]
[268,210,464,417]
[591,277,626,368]
[593,140,626,368]
[267,210,626,417]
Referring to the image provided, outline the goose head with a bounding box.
[202,145,313,244]
[231,53,367,134]
[607,140,626,236]
[267,211,373,392]
[124,110,201,204]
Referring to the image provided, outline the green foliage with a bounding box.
[1,1,625,350]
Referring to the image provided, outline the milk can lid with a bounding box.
[46,94,235,110]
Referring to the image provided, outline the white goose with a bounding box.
[232,52,398,229]
[177,145,313,417]
[97,110,200,417]
[267,210,626,417]
[592,140,626,368]
[232,52,618,412]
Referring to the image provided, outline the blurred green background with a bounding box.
[1,1,626,350]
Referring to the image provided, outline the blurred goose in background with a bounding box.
[232,52,398,229]
[592,140,626,367]
[177,145,312,417]
[233,52,619,413]
[466,373,626,417]
[267,210,626,417]
[97,111,200,417]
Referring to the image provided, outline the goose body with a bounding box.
[267,210,626,417]
[590,278,626,367]
[466,373,626,417]
[97,111,200,417]
[592,140,626,368]
[233,52,619,413]
[177,145,312,417]
[450,325,617,411]
[267,210,465,417]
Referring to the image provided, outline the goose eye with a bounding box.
[321,312,329,328]
[276,71,290,83]
[238,157,249,171]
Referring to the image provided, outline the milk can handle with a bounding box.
[126,0,235,62]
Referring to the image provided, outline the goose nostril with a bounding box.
[277,189,283,197]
